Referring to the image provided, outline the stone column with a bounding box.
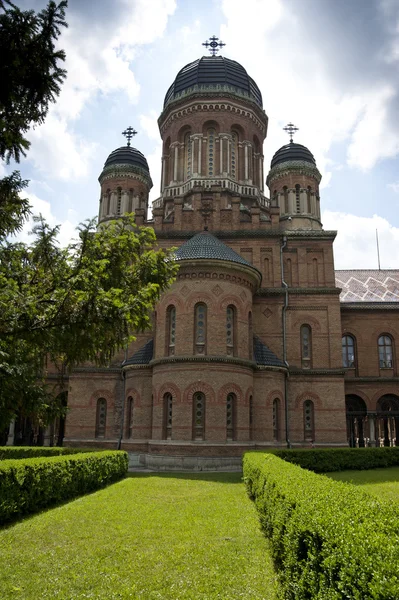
[260,157,264,192]
[173,145,178,182]
[198,137,202,175]
[110,191,117,215]
[244,144,249,180]
[161,157,165,192]
[227,138,230,175]
[369,415,376,446]
[7,419,15,446]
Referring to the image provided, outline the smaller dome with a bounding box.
[175,231,256,270]
[270,142,316,169]
[104,146,150,172]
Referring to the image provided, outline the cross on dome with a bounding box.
[122,126,137,147]
[202,35,226,56]
[283,122,299,143]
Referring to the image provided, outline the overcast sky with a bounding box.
[5,0,399,269]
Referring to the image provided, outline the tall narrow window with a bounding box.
[312,258,319,286]
[163,393,173,440]
[342,335,356,368]
[378,335,393,368]
[248,311,253,360]
[249,395,253,440]
[273,398,280,441]
[116,187,122,215]
[264,258,270,284]
[193,392,205,440]
[166,306,176,356]
[231,132,238,179]
[307,186,312,213]
[127,396,134,438]
[207,129,215,176]
[185,132,192,179]
[194,303,207,355]
[295,184,300,213]
[128,189,134,213]
[286,258,293,287]
[95,398,107,438]
[226,393,236,441]
[226,305,235,356]
[304,400,315,441]
[283,186,288,214]
[106,190,111,215]
[301,325,312,368]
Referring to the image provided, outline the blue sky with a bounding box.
[4,0,399,269]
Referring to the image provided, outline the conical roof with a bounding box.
[123,339,153,366]
[175,232,259,274]
[253,336,285,367]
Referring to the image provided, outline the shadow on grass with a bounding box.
[126,471,244,484]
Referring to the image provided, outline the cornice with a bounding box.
[72,367,121,374]
[256,287,341,297]
[158,94,268,136]
[154,229,338,240]
[345,376,399,383]
[176,259,261,289]
[150,355,257,369]
[340,302,399,310]
[99,163,153,189]
[266,160,322,184]
[289,368,346,376]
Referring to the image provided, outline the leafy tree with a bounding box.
[0,1,178,436]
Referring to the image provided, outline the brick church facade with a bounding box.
[13,50,399,469]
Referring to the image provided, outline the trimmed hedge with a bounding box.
[273,446,399,473]
[0,451,128,524]
[244,452,399,600]
[0,446,93,460]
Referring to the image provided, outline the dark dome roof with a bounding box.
[175,231,260,274]
[123,339,153,366]
[104,146,150,172]
[164,56,262,108]
[270,142,316,169]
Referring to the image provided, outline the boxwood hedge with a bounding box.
[0,451,128,524]
[273,446,399,473]
[244,452,399,600]
[0,446,93,460]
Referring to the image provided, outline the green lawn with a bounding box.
[327,465,399,503]
[0,472,278,600]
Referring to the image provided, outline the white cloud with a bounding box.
[322,210,399,269]
[388,182,399,193]
[16,192,79,248]
[27,0,177,180]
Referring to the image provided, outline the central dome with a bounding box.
[163,56,262,108]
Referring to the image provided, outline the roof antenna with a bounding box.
[376,228,381,270]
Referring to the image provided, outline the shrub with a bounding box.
[244,452,399,599]
[0,451,128,524]
[273,446,399,472]
[0,446,93,460]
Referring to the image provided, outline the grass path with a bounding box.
[327,465,399,503]
[0,473,278,599]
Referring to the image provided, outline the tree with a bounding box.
[0,1,178,436]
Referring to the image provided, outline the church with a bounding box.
[40,39,399,468]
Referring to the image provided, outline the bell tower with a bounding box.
[266,123,322,230]
[98,126,152,228]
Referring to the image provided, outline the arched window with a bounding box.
[378,335,393,368]
[304,400,314,441]
[273,398,280,441]
[194,303,207,355]
[226,393,236,441]
[185,133,193,179]
[163,393,173,440]
[193,392,205,440]
[301,325,312,368]
[166,306,176,356]
[231,131,238,179]
[342,335,356,368]
[126,396,134,438]
[95,398,107,438]
[207,129,215,176]
[226,305,236,355]
[249,395,253,440]
[295,184,300,213]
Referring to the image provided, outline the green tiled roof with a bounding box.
[174,232,259,273]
